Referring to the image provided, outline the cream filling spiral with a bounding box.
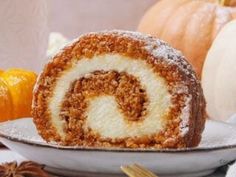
[49,54,171,140]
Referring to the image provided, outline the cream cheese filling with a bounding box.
[49,54,171,139]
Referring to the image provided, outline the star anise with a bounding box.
[0,161,50,177]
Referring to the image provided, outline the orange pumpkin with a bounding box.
[229,0,236,6]
[0,69,37,122]
[0,78,13,122]
[138,0,236,77]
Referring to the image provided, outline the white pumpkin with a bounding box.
[202,20,236,121]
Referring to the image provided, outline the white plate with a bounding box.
[0,118,236,177]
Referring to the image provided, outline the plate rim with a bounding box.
[1,118,236,153]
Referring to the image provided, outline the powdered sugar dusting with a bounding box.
[1,118,236,149]
[0,118,43,143]
[46,29,197,81]
[180,96,192,136]
[35,30,202,140]
[103,30,196,136]
[45,29,197,82]
[100,30,196,81]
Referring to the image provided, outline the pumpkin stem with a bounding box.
[220,0,232,6]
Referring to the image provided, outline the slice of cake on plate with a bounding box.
[32,30,206,149]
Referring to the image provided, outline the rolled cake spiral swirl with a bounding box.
[32,30,206,148]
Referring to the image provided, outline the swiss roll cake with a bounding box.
[32,30,206,149]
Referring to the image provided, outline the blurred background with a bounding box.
[48,0,156,39]
[0,0,156,71]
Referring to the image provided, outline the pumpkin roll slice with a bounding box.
[32,30,206,148]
